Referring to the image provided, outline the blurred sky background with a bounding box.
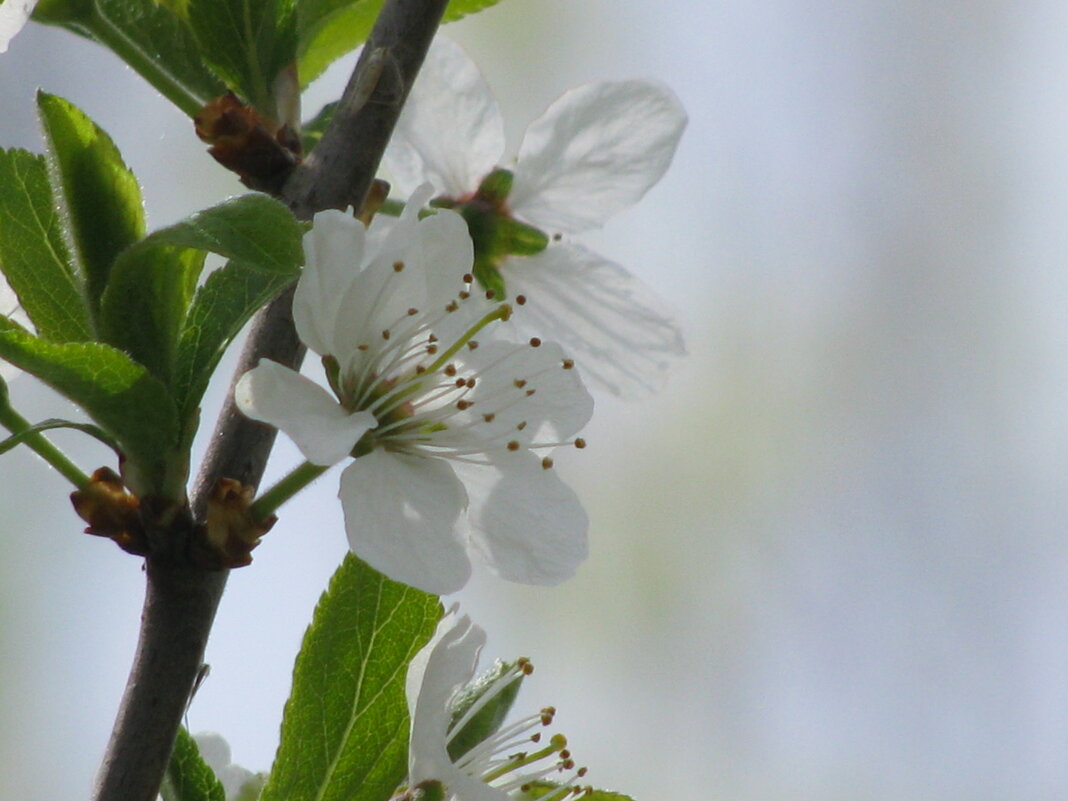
[4,1,1068,799]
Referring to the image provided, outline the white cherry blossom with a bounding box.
[383,37,688,397]
[0,0,37,53]
[405,610,588,801]
[235,191,592,595]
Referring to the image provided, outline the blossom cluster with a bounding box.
[236,37,686,595]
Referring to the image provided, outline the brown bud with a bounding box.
[194,93,301,193]
[198,478,276,568]
[71,467,147,556]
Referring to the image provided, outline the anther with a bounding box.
[517,421,527,431]
[426,345,439,355]
[415,365,427,374]
[444,364,458,377]
[529,337,542,347]
[466,378,476,388]
[446,300,459,312]
[467,340,479,350]
[514,378,527,389]
[483,413,496,423]
[463,273,474,284]
[526,389,536,396]
[407,308,419,316]
[574,438,587,449]
[428,334,439,343]
[507,440,520,451]
[553,233,562,241]
[457,400,473,411]
[357,344,369,352]
[459,290,471,300]
[541,457,554,469]
[455,377,467,388]
[562,359,575,369]
[516,294,527,305]
[381,329,391,340]
[485,289,497,300]
[393,260,405,271]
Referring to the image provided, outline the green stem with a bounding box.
[250,459,329,521]
[0,393,90,489]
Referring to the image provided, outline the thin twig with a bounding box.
[91,3,448,799]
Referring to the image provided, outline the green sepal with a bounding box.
[161,727,226,801]
[36,91,146,316]
[186,0,298,117]
[496,216,548,257]
[34,0,227,117]
[446,659,524,762]
[259,554,442,801]
[0,318,180,495]
[0,148,94,343]
[99,244,203,387]
[473,256,506,300]
[0,418,119,457]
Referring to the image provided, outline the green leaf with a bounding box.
[162,728,226,801]
[521,785,630,801]
[295,0,508,89]
[145,194,305,275]
[0,148,94,342]
[172,259,293,428]
[446,659,524,762]
[100,243,203,386]
[0,418,119,457]
[0,318,180,494]
[33,0,226,117]
[260,554,442,801]
[36,92,146,315]
[186,0,298,115]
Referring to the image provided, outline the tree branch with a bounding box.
[91,3,449,799]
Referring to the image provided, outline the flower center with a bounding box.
[432,169,549,300]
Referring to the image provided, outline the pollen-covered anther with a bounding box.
[541,457,554,470]
[483,412,496,423]
[444,364,458,377]
[446,300,459,312]
[526,388,536,397]
[393,260,405,272]
[428,333,439,343]
[541,707,557,725]
[457,400,473,411]
[517,421,527,431]
[485,289,497,300]
[455,377,467,388]
[463,272,474,283]
[574,438,587,449]
[426,344,439,355]
[459,290,471,300]
[562,359,574,369]
[529,337,542,347]
[381,329,391,340]
[467,340,479,350]
[507,440,520,451]
[466,378,476,388]
[516,294,527,305]
[517,657,533,674]
[514,378,527,388]
[408,307,419,316]
[358,344,369,351]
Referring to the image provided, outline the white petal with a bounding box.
[382,37,505,197]
[452,340,593,445]
[339,450,472,594]
[510,80,687,233]
[459,452,588,586]
[406,611,484,784]
[293,209,366,357]
[503,244,685,398]
[235,359,375,465]
[0,0,36,53]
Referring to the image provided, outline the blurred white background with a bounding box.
[4,1,1068,799]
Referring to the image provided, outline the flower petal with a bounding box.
[510,80,687,234]
[406,611,485,786]
[235,359,375,465]
[339,450,472,594]
[459,451,588,586]
[293,209,367,357]
[503,243,685,398]
[0,0,36,53]
[452,340,593,445]
[382,37,505,197]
